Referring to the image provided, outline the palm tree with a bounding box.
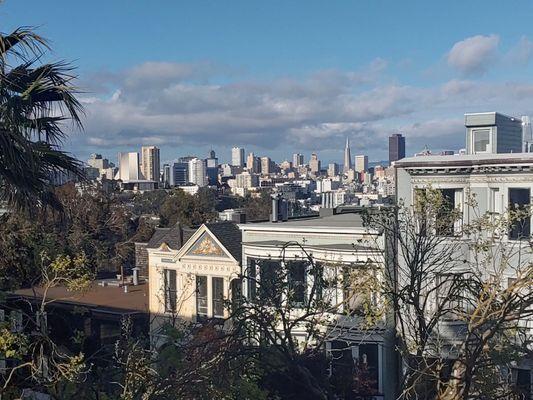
[0,27,84,211]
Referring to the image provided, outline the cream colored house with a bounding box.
[147,222,242,343]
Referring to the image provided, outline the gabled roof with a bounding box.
[204,222,242,263]
[146,222,184,250]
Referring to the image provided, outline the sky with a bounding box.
[3,0,533,165]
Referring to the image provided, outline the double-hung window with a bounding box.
[196,275,208,319]
[212,277,224,318]
[164,269,177,313]
[508,188,531,240]
[287,261,307,306]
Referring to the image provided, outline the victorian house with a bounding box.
[146,222,242,345]
[239,207,397,399]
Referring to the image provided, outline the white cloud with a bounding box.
[68,56,533,162]
[447,34,500,75]
[507,36,533,65]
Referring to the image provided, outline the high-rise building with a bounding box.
[162,164,171,187]
[260,156,272,175]
[206,150,219,185]
[389,133,406,165]
[465,112,522,155]
[118,152,141,181]
[141,146,160,182]
[232,147,245,167]
[355,155,368,172]
[309,152,321,174]
[343,138,352,173]
[87,153,110,171]
[522,116,532,152]
[293,153,304,168]
[246,152,260,173]
[172,162,189,186]
[188,158,207,187]
[327,163,339,177]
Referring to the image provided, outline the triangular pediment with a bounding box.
[158,242,171,252]
[184,231,229,258]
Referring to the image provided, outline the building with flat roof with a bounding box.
[239,207,396,398]
[465,112,522,155]
[389,133,405,165]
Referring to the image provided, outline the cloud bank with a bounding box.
[68,34,533,162]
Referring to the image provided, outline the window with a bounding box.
[212,277,224,318]
[164,269,177,313]
[196,275,208,319]
[414,188,429,236]
[247,260,257,301]
[230,278,243,309]
[508,188,531,240]
[343,268,365,315]
[258,260,282,304]
[358,344,379,394]
[473,129,490,153]
[436,274,466,319]
[436,189,456,236]
[288,261,306,306]
[327,341,380,396]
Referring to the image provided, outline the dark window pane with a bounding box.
[436,189,456,236]
[288,261,306,305]
[509,188,531,240]
[230,278,243,309]
[164,269,177,313]
[196,275,208,318]
[258,260,282,305]
[212,277,224,318]
[358,344,379,393]
[247,260,257,301]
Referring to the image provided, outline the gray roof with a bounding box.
[396,152,533,168]
[245,240,374,252]
[205,222,242,263]
[146,223,184,250]
[257,212,365,229]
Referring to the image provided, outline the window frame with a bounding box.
[163,269,178,313]
[472,128,492,154]
[508,187,531,241]
[196,275,208,319]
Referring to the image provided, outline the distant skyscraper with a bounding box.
[118,152,141,181]
[87,153,110,171]
[343,138,352,173]
[389,133,406,165]
[141,146,160,182]
[246,152,260,173]
[172,162,189,186]
[232,147,245,167]
[162,164,171,187]
[205,150,218,185]
[355,155,368,172]
[188,158,207,187]
[309,152,321,173]
[293,153,304,168]
[260,156,272,175]
[327,163,339,177]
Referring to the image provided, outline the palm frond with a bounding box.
[0,26,48,62]
[0,26,84,212]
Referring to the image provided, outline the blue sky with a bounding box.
[3,1,533,164]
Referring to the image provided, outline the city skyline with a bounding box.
[5,1,533,163]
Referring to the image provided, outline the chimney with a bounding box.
[132,267,140,285]
[271,194,279,222]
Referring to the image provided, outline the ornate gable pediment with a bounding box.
[185,232,229,258]
[158,242,171,252]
